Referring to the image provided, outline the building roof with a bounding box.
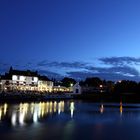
[9,68,38,77]
[0,67,51,81]
[38,75,50,81]
[1,73,12,80]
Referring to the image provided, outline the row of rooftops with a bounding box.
[0,67,51,81]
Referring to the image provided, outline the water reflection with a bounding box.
[100,104,104,114]
[70,102,75,118]
[11,112,16,126]
[120,101,123,116]
[0,101,74,126]
[0,101,134,127]
[0,101,140,140]
[99,102,123,115]
[58,101,64,115]
[0,103,8,121]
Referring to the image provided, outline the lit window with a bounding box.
[20,76,25,81]
[33,77,38,82]
[12,75,17,80]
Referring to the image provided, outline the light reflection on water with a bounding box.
[1,101,140,140]
[0,101,138,126]
[0,101,75,126]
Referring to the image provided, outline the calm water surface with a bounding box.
[0,100,140,140]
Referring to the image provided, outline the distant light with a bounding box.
[100,85,103,88]
[70,83,73,87]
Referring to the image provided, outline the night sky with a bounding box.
[1,0,140,81]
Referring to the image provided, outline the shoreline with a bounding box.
[0,92,140,104]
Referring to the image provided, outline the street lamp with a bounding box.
[70,83,73,87]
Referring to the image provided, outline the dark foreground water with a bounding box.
[0,100,140,140]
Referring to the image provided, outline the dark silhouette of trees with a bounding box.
[80,77,103,87]
[114,80,138,93]
[61,77,76,87]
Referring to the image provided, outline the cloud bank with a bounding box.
[1,56,140,81]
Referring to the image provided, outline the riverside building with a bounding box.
[0,67,53,93]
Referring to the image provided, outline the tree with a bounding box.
[83,77,103,87]
[61,77,76,87]
[114,80,138,93]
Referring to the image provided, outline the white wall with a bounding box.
[12,75,38,85]
[73,83,82,94]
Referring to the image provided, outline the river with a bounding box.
[0,100,140,140]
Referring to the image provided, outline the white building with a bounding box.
[73,83,82,94]
[0,68,53,92]
[38,76,53,92]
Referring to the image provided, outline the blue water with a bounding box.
[0,100,140,140]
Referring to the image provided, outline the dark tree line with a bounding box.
[52,76,140,94]
[52,77,76,87]
[114,80,140,94]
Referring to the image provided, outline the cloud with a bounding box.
[67,64,140,81]
[99,57,140,66]
[1,57,140,81]
[67,71,140,81]
[88,66,140,77]
[37,61,88,69]
[37,69,63,79]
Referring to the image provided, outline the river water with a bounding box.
[0,100,140,140]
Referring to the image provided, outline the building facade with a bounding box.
[0,68,53,93]
[73,83,82,94]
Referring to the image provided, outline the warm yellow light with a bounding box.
[4,103,8,115]
[120,102,123,115]
[54,101,57,113]
[0,108,2,121]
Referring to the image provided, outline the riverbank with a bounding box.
[0,92,73,103]
[74,92,140,103]
[0,92,140,103]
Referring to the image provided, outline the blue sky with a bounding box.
[0,0,140,81]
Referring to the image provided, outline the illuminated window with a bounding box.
[20,76,25,81]
[12,75,17,80]
[33,77,38,82]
